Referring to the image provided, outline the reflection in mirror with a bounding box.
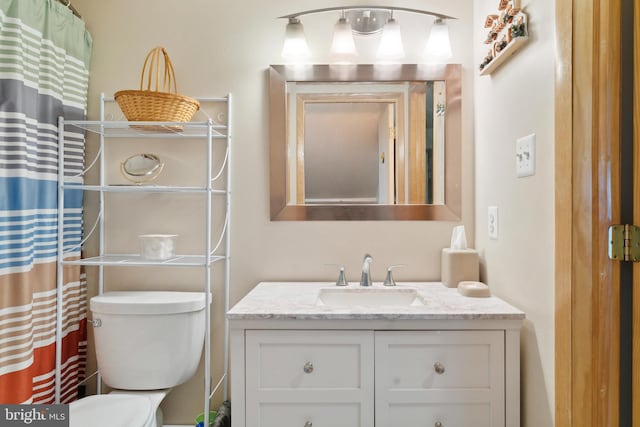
[303,101,392,204]
[120,153,165,185]
[269,64,461,220]
[288,81,446,205]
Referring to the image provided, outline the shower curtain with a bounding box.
[0,0,91,404]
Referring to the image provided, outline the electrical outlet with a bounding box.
[488,206,499,240]
[516,134,536,177]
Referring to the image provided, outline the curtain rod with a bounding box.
[56,0,82,19]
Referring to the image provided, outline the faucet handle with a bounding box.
[325,264,348,286]
[383,264,406,287]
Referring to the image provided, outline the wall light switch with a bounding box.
[516,133,536,177]
[488,206,499,240]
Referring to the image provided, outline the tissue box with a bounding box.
[441,248,479,288]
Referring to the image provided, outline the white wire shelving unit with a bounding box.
[55,94,232,427]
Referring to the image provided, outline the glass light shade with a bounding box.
[281,18,310,61]
[425,18,452,60]
[376,18,404,62]
[330,17,357,63]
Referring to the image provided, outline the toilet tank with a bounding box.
[90,291,210,390]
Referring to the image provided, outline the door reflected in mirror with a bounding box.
[269,64,461,221]
[288,81,446,206]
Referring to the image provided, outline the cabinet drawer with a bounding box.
[251,402,362,427]
[375,330,504,390]
[246,330,373,390]
[382,402,492,427]
[375,331,505,426]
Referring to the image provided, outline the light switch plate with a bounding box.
[516,134,536,177]
[488,206,499,240]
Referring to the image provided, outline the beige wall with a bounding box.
[66,0,565,425]
[473,0,555,426]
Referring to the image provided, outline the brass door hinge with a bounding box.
[608,224,640,262]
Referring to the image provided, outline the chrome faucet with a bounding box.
[360,254,373,287]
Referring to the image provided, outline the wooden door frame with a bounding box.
[634,0,640,424]
[555,0,622,425]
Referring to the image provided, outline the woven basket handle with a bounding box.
[139,47,178,94]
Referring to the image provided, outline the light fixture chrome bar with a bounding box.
[278,5,456,20]
[345,9,390,35]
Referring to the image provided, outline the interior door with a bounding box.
[633,0,640,424]
[555,0,623,425]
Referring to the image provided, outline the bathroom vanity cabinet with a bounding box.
[228,282,524,427]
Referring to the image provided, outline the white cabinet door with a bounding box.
[246,330,374,427]
[375,330,505,427]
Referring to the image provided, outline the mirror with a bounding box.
[270,64,462,220]
[289,81,447,205]
[120,153,164,184]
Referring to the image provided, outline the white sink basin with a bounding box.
[316,287,424,307]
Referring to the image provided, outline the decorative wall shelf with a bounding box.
[478,0,529,76]
[479,35,528,76]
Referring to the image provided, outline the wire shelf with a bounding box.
[61,254,226,267]
[64,120,228,138]
[61,184,228,194]
[55,94,233,418]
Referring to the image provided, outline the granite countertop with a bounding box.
[227,282,525,321]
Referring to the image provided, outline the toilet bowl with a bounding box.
[69,291,209,427]
[70,391,163,427]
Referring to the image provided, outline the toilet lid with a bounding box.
[70,394,153,427]
[90,291,208,315]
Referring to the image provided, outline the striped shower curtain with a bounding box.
[0,0,91,404]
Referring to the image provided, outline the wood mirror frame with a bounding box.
[269,64,462,221]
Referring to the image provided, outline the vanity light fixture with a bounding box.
[425,18,453,60]
[376,12,405,62]
[279,6,455,63]
[329,11,357,63]
[281,17,311,61]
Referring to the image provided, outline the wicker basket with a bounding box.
[115,47,200,130]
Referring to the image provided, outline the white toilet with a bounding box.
[70,291,209,427]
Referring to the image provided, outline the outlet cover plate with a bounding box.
[488,206,499,240]
[516,133,536,177]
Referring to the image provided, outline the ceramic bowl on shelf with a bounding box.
[139,234,178,260]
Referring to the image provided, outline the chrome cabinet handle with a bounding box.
[303,362,314,374]
[434,362,445,374]
[304,422,313,427]
[435,421,443,427]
